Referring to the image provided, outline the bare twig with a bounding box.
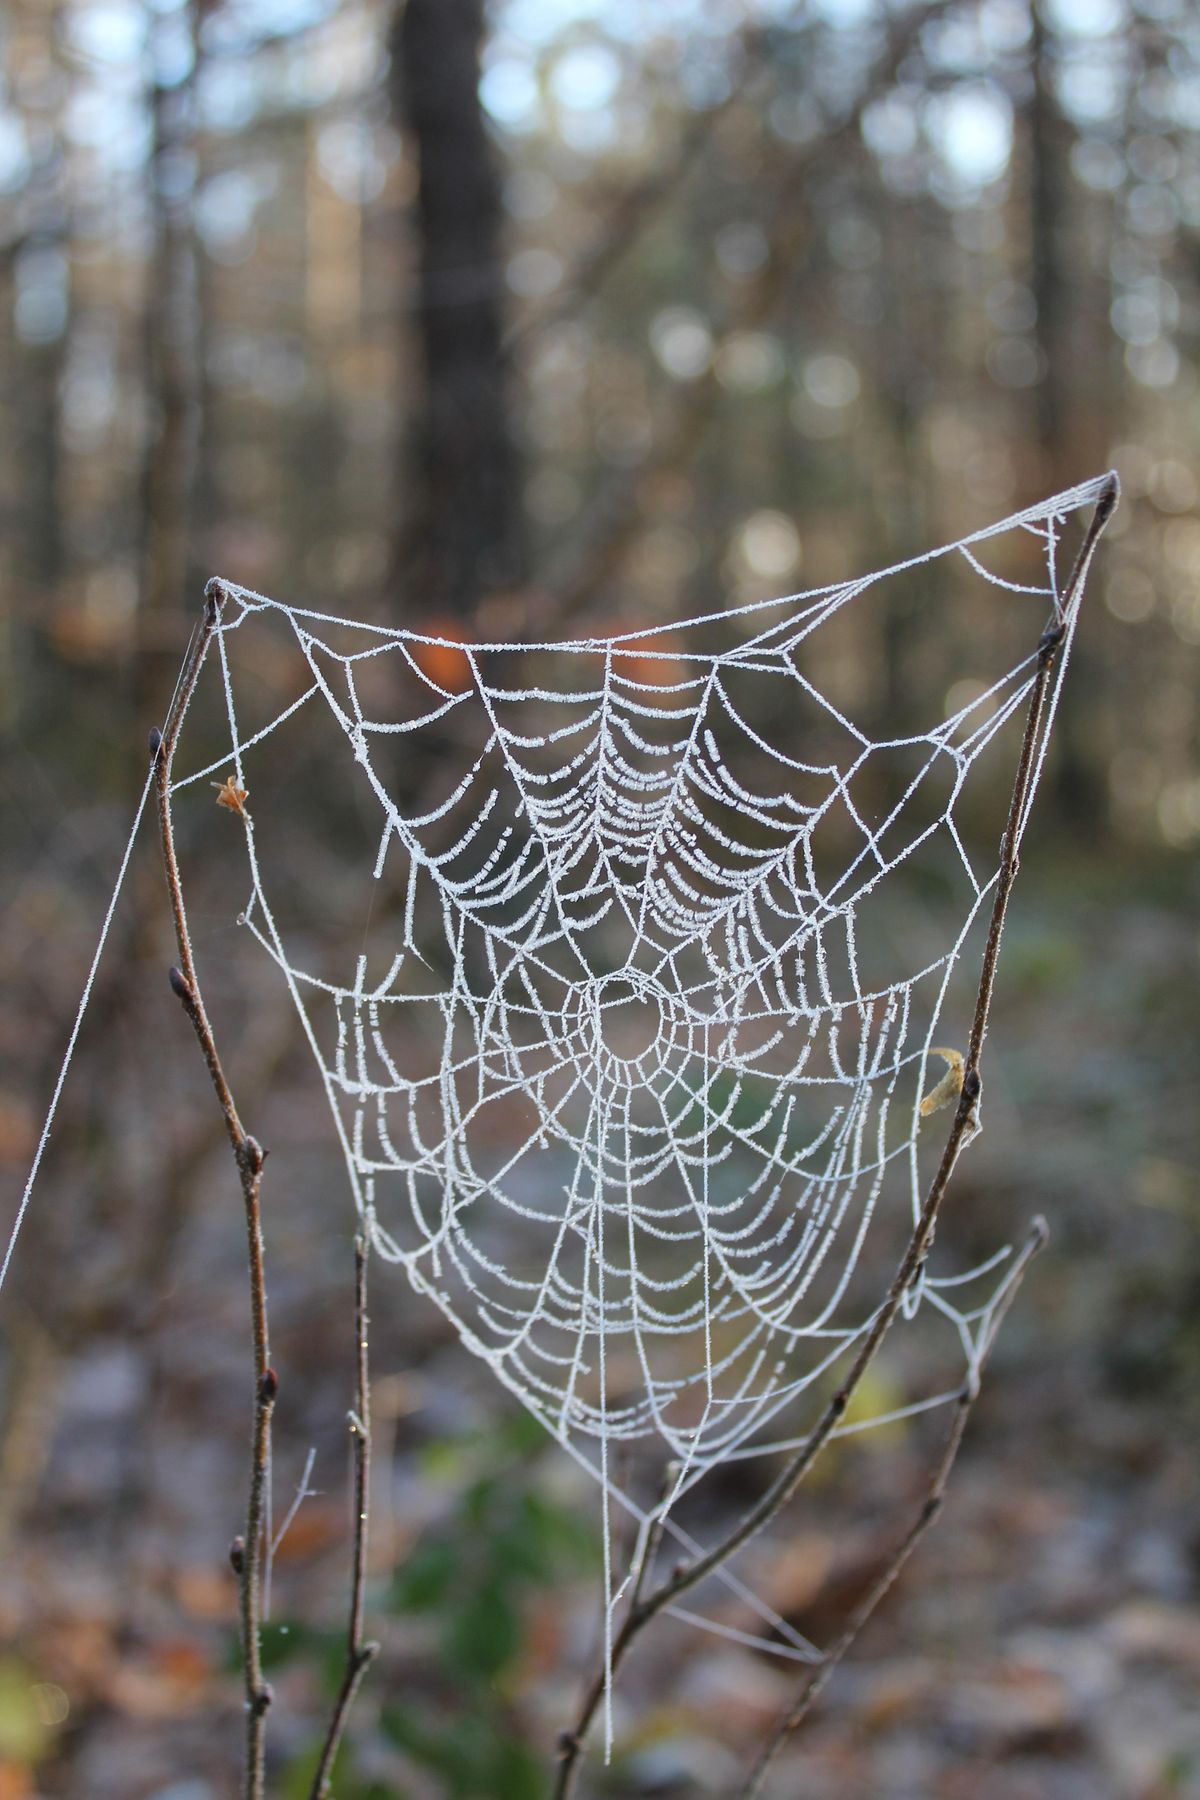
[551,478,1117,1798]
[628,1460,679,1616]
[155,589,384,1793]
[739,1216,1050,1797]
[266,1444,319,1615]
[309,1233,380,1799]
[271,1445,319,1559]
[153,581,275,1798]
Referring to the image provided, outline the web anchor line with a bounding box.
[8,474,1118,1779]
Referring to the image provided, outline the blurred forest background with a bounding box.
[2,0,1199,1795]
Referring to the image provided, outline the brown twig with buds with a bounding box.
[153,582,275,1798]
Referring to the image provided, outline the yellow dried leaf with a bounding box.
[919,1046,964,1119]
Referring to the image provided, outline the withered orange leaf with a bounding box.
[212,775,250,817]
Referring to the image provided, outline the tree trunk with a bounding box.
[1029,1,1106,836]
[391,0,520,617]
[136,0,201,710]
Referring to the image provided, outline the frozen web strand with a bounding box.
[0,763,157,1294]
[9,474,1116,1750]
[0,605,209,1295]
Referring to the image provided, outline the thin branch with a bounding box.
[739,1216,1050,1798]
[557,1447,664,1768]
[153,581,275,1799]
[271,1445,319,1559]
[629,1460,679,1615]
[266,1443,319,1618]
[551,478,1118,1799]
[309,1233,380,1799]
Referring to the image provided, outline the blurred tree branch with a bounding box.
[538,1,948,625]
[502,17,800,359]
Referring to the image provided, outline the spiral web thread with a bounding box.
[160,476,1106,1688]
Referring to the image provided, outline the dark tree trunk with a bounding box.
[16,158,69,607]
[24,330,66,598]
[1030,1,1068,484]
[1029,2,1106,836]
[391,0,521,617]
[135,2,201,713]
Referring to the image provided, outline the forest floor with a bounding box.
[1,847,1197,1799]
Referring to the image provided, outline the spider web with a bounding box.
[8,474,1111,1696]
[156,474,1112,1677]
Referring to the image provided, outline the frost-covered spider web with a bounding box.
[14,475,1108,1686]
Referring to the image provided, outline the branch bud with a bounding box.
[203,578,229,628]
[1037,622,1066,665]
[241,1135,266,1176]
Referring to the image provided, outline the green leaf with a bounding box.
[420,1439,466,1482]
[519,1491,596,1570]
[391,1537,459,1613]
[279,1744,325,1800]
[496,1408,548,1459]
[259,1619,310,1670]
[492,1734,548,1800]
[444,1582,522,1681]
[281,1740,404,1800]
[464,1474,501,1530]
[383,1704,490,1791]
[0,1661,54,1763]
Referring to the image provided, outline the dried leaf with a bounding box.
[212,775,250,818]
[919,1046,964,1118]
